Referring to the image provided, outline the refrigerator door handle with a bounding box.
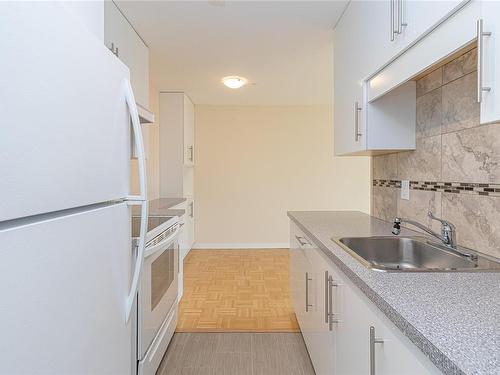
[123,78,148,323]
[123,79,147,202]
[125,200,148,323]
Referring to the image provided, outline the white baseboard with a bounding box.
[192,242,289,249]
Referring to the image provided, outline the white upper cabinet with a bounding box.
[361,1,465,70]
[393,1,465,54]
[104,1,149,108]
[333,1,368,155]
[334,1,417,155]
[333,1,493,156]
[159,92,195,198]
[183,95,195,167]
[367,1,479,102]
[334,1,416,155]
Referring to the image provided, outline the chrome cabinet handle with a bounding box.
[396,0,407,34]
[189,201,194,218]
[324,271,329,323]
[477,19,492,103]
[295,235,309,247]
[390,0,395,41]
[395,0,400,34]
[188,145,194,162]
[354,101,362,142]
[109,42,119,57]
[369,326,384,375]
[327,275,341,331]
[328,275,334,330]
[305,272,313,312]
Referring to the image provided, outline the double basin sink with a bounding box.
[333,236,500,272]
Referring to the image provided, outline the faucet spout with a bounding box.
[391,213,475,260]
[392,216,443,242]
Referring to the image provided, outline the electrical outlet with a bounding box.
[401,180,410,200]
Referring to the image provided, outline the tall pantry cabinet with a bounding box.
[159,93,195,297]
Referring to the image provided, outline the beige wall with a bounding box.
[194,105,371,247]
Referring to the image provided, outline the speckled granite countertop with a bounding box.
[132,198,187,217]
[287,211,500,375]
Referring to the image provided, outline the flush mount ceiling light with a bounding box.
[222,76,248,89]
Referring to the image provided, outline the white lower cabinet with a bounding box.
[172,198,195,298]
[290,222,442,375]
[290,224,335,375]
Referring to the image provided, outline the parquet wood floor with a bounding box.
[176,249,299,332]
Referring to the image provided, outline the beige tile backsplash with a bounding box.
[372,153,398,180]
[442,122,500,183]
[442,48,477,84]
[416,67,442,97]
[441,72,479,133]
[397,135,442,181]
[371,48,500,258]
[416,87,442,138]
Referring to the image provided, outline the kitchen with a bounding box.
[1,1,499,375]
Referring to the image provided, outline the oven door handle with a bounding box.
[144,225,182,259]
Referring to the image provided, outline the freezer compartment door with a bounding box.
[0,2,133,221]
[0,203,134,374]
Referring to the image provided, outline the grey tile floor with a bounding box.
[156,333,315,375]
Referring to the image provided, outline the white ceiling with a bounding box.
[116,1,348,105]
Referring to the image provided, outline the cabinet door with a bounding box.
[104,1,149,107]
[178,211,187,299]
[306,248,337,375]
[333,1,366,155]
[290,225,311,333]
[330,263,371,375]
[186,199,195,250]
[332,257,441,375]
[480,0,500,124]
[404,0,465,47]
[183,95,195,166]
[175,200,194,262]
[374,312,442,375]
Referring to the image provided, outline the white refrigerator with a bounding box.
[0,3,147,374]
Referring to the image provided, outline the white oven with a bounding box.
[132,215,181,375]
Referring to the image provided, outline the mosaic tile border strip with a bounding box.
[372,179,500,197]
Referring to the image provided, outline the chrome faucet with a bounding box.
[392,211,456,247]
[392,212,476,260]
[392,211,457,249]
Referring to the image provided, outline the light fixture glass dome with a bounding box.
[222,76,248,89]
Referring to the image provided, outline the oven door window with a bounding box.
[150,243,175,311]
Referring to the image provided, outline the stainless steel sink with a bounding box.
[333,236,500,272]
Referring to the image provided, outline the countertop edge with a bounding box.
[287,211,466,375]
[161,197,187,209]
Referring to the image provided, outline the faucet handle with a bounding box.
[427,211,455,230]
